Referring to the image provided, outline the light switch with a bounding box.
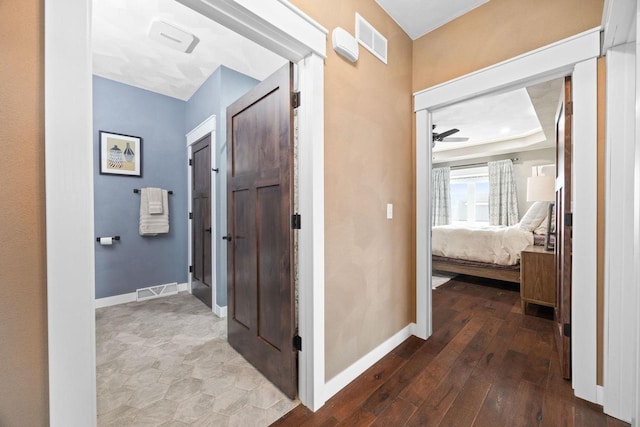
[386,203,393,219]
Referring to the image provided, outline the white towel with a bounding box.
[139,188,169,236]
[147,187,164,214]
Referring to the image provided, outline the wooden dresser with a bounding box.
[520,245,556,311]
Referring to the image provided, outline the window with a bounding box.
[450,166,489,225]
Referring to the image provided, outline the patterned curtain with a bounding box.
[488,159,519,226]
[432,167,451,226]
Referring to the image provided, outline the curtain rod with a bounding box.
[448,158,519,170]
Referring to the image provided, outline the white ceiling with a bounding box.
[92,0,288,101]
[375,0,489,40]
[432,79,563,163]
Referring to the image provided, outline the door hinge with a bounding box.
[291,213,301,230]
[563,323,571,337]
[189,158,192,166]
[189,265,193,273]
[293,335,302,351]
[566,101,573,115]
[291,91,301,109]
[565,213,573,227]
[189,212,193,220]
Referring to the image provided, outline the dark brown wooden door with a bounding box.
[226,63,296,398]
[192,135,213,308]
[555,76,572,379]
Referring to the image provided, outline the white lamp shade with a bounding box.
[527,175,555,202]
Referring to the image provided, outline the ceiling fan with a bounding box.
[432,125,470,146]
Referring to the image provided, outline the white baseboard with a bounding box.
[214,304,227,318]
[95,282,188,308]
[323,323,416,401]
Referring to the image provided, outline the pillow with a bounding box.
[534,207,556,235]
[519,201,550,232]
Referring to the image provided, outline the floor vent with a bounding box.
[136,282,179,302]
[355,13,387,64]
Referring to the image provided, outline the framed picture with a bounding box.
[99,131,142,177]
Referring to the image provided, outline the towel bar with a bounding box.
[96,235,120,242]
[133,189,173,195]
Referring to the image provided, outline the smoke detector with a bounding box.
[148,19,199,53]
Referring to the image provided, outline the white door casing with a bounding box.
[45,1,327,424]
[414,27,601,404]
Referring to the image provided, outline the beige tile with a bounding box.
[192,412,230,427]
[133,399,179,426]
[246,382,289,410]
[211,388,249,416]
[165,377,203,402]
[127,381,170,409]
[173,392,215,424]
[98,387,134,415]
[228,405,271,427]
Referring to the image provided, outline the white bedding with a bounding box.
[432,224,533,266]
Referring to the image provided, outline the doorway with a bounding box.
[414,28,600,403]
[45,1,328,423]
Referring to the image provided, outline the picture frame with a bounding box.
[99,131,143,177]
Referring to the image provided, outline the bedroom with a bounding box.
[429,77,561,305]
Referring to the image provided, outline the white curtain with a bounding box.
[488,159,519,226]
[432,167,451,226]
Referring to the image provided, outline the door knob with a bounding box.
[222,234,232,241]
[205,228,212,233]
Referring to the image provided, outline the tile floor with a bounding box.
[96,292,298,426]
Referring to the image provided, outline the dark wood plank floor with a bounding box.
[272,276,630,427]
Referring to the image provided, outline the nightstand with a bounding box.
[520,245,556,311]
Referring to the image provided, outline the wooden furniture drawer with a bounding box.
[520,245,555,311]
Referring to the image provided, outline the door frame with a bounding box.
[186,115,218,314]
[44,1,327,423]
[414,27,601,403]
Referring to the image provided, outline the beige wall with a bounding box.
[290,0,414,380]
[0,1,49,426]
[412,0,604,92]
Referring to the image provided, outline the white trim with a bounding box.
[571,58,599,404]
[186,114,217,311]
[633,5,640,424]
[602,0,636,51]
[45,0,96,425]
[415,109,431,340]
[46,0,327,420]
[176,0,327,61]
[296,52,326,411]
[414,27,601,111]
[214,304,228,318]
[323,323,416,401]
[597,385,605,405]
[94,283,189,309]
[414,31,601,406]
[603,42,636,423]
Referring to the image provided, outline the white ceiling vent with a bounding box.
[355,13,388,64]
[148,19,199,53]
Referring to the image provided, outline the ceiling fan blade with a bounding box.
[436,128,460,139]
[442,136,469,142]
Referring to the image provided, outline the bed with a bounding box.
[431,202,551,284]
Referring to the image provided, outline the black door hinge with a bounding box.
[565,213,573,227]
[563,323,571,337]
[291,214,301,230]
[189,212,193,220]
[291,91,301,109]
[189,159,192,166]
[189,265,193,273]
[293,335,302,351]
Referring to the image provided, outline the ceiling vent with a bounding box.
[355,13,387,64]
[148,19,199,53]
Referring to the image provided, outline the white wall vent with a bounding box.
[136,282,179,302]
[148,19,199,54]
[355,13,388,64]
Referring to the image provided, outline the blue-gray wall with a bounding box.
[93,76,188,299]
[185,66,259,306]
[94,67,258,303]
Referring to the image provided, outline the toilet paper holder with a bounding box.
[96,236,121,242]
